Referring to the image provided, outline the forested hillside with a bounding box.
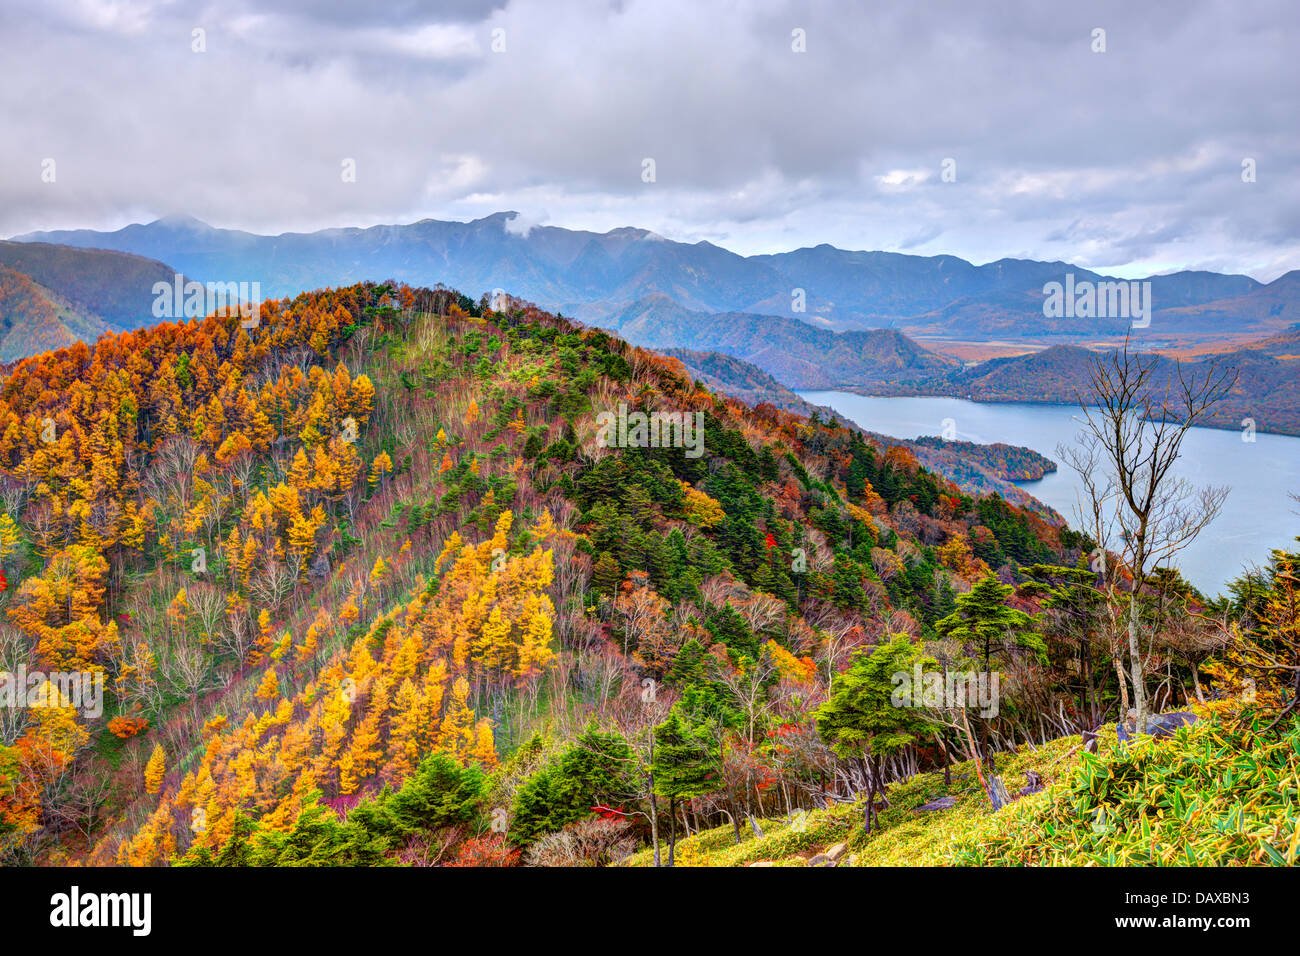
[662,345,1064,517]
[0,264,111,361]
[0,241,186,338]
[0,282,1289,868]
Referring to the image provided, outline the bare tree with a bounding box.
[0,475,27,520]
[714,649,780,748]
[1065,337,1235,733]
[1057,433,1130,714]
[167,642,217,722]
[49,766,116,843]
[188,583,227,644]
[145,435,202,513]
[249,554,298,612]
[0,625,30,746]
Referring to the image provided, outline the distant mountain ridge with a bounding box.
[0,264,111,361]
[0,241,193,360]
[0,240,186,333]
[598,293,956,388]
[15,213,1290,342]
[852,328,1300,436]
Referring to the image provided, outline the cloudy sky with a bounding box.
[2,0,1297,279]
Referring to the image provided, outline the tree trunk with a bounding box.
[1113,654,1129,713]
[667,796,676,867]
[1128,598,1148,733]
[862,756,876,834]
[934,731,952,786]
[1082,640,1097,729]
[648,776,660,868]
[980,720,994,774]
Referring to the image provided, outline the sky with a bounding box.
[1,0,1297,280]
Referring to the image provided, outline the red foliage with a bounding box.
[107,716,149,739]
[446,833,519,867]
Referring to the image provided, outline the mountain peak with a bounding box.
[606,225,657,240]
[153,214,214,231]
[474,211,521,226]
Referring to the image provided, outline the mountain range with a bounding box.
[15,213,1298,345]
[5,212,1300,435]
[850,324,1300,436]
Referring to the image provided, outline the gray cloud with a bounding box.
[1,0,1297,279]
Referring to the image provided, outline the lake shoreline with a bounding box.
[837,385,1300,439]
[799,390,1300,597]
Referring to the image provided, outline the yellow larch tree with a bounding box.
[338,678,389,794]
[368,450,393,488]
[144,743,166,795]
[437,676,477,762]
[469,719,497,768]
[254,667,279,701]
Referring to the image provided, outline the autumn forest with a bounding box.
[0,278,1292,874]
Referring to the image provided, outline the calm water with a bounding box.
[799,392,1300,597]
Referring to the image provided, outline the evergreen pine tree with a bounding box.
[651,705,720,865]
[814,637,936,832]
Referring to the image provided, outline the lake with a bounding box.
[799,392,1300,597]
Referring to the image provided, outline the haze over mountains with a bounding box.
[0,241,188,361]
[6,212,1300,434]
[17,213,1297,346]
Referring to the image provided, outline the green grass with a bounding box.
[625,712,1299,866]
[955,712,1300,866]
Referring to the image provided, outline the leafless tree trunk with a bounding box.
[1064,336,1235,733]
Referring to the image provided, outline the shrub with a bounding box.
[525,818,636,867]
[447,834,519,867]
